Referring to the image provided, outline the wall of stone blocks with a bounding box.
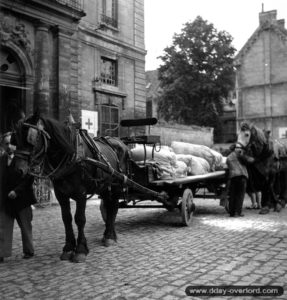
[134,60,146,118]
[241,87,265,118]
[271,83,287,116]
[150,124,214,147]
[271,34,287,83]
[238,38,265,88]
[79,44,95,111]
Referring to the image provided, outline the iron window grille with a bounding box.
[101,14,118,28]
[54,0,84,11]
[100,57,117,86]
[101,0,118,28]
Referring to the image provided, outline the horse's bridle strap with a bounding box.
[15,150,31,156]
[235,142,247,151]
[23,123,51,140]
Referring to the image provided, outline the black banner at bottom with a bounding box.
[185,285,284,297]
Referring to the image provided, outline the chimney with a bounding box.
[277,19,285,29]
[259,10,277,26]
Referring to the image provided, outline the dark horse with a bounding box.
[237,122,285,214]
[12,112,130,262]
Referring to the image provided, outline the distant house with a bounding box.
[234,9,287,139]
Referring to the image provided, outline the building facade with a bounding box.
[234,10,287,139]
[0,0,146,136]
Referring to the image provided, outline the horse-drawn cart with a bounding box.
[86,118,228,226]
[13,113,229,262]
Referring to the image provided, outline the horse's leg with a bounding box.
[102,189,119,247]
[259,182,271,215]
[54,188,76,260]
[270,172,282,213]
[72,194,89,263]
[279,169,287,208]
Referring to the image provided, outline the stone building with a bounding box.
[234,9,287,139]
[0,0,146,136]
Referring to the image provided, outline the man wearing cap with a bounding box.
[0,132,36,262]
[0,132,14,262]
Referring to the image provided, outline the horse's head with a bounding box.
[12,112,50,175]
[9,120,33,175]
[236,121,252,148]
[237,121,267,157]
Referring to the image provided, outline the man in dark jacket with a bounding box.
[0,133,14,262]
[226,144,253,217]
[1,132,36,261]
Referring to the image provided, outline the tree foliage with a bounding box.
[157,16,236,131]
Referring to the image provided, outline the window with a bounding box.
[101,0,118,28]
[100,57,117,86]
[100,104,119,136]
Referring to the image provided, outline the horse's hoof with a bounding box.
[102,238,117,247]
[275,204,282,212]
[72,253,86,263]
[60,251,74,261]
[259,207,269,215]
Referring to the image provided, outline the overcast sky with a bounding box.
[144,0,287,71]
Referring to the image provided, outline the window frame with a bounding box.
[100,104,119,136]
[100,56,118,86]
[101,0,118,28]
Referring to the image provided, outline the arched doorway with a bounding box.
[0,48,25,134]
[0,42,33,134]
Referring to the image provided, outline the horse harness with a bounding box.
[25,124,123,189]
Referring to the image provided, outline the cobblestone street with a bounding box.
[1,196,287,300]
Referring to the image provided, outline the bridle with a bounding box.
[236,129,253,152]
[234,141,248,151]
[21,123,72,179]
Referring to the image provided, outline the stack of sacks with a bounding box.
[175,154,210,175]
[131,145,177,179]
[174,160,188,178]
[171,141,225,171]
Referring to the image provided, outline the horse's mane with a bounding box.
[250,125,267,147]
[240,121,269,157]
[26,115,75,156]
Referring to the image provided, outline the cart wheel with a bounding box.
[181,189,195,226]
[100,199,107,223]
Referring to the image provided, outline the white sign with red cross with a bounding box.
[279,127,287,139]
[81,110,98,137]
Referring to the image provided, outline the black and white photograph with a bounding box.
[0,0,287,299]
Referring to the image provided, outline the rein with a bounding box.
[23,123,73,179]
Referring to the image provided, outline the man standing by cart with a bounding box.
[0,133,14,262]
[0,132,36,262]
[226,144,252,217]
